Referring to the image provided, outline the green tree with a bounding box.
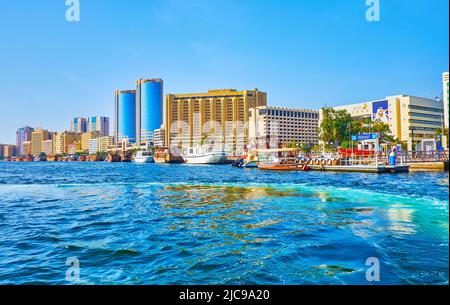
[318,107,354,146]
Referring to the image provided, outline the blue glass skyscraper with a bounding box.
[114,90,136,143]
[136,79,163,144]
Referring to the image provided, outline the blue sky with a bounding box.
[0,0,448,143]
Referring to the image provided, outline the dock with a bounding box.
[307,164,410,173]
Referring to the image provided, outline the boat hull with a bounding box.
[133,156,154,163]
[242,161,258,168]
[183,152,227,164]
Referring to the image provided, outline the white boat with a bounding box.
[133,150,154,163]
[242,156,259,168]
[182,147,227,164]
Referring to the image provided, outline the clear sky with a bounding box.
[0,0,448,143]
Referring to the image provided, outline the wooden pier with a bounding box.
[308,164,410,173]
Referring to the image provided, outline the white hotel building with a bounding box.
[249,106,319,149]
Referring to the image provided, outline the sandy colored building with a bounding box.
[30,129,50,156]
[81,131,101,152]
[53,131,79,155]
[165,88,267,154]
[22,141,31,156]
[97,136,114,152]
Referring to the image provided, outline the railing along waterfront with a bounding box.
[301,150,449,167]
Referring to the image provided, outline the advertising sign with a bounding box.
[372,100,389,123]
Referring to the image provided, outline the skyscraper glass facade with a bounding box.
[136,79,163,144]
[114,90,136,142]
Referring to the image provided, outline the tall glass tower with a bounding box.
[114,90,136,143]
[136,79,163,144]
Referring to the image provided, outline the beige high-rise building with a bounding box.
[81,131,101,152]
[53,131,78,155]
[30,129,50,156]
[165,89,267,153]
[328,95,444,150]
[249,106,319,148]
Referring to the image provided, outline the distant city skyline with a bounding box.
[0,0,448,143]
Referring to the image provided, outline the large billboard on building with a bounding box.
[372,100,389,123]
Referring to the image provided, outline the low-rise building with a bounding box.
[97,136,114,152]
[249,106,319,148]
[67,144,76,155]
[42,140,53,156]
[153,126,165,148]
[88,138,98,155]
[22,141,31,156]
[2,144,18,158]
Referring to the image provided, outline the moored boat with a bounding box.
[182,147,227,164]
[154,148,184,163]
[133,150,154,163]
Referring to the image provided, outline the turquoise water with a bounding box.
[0,162,448,285]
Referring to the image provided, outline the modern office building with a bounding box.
[136,78,163,144]
[249,106,319,148]
[328,95,444,150]
[81,131,101,152]
[165,88,267,154]
[16,126,34,156]
[30,129,50,156]
[88,116,110,136]
[443,72,449,129]
[71,117,87,133]
[114,90,136,143]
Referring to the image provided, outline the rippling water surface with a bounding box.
[0,162,448,284]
